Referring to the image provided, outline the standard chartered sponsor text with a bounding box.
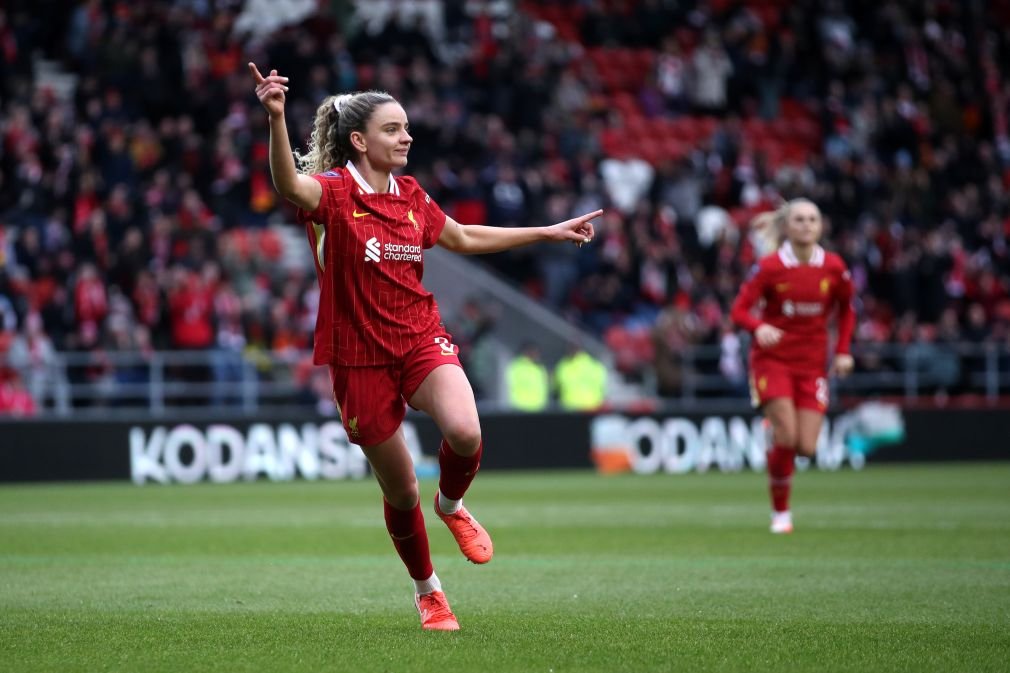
[384,242,422,262]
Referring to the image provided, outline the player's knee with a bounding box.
[385,480,420,510]
[773,428,798,449]
[443,422,482,457]
[796,443,817,458]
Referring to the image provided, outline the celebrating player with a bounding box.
[730,199,855,534]
[249,64,600,630]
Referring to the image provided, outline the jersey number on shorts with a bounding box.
[815,377,829,408]
[434,336,455,356]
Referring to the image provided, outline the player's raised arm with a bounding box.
[437,210,602,255]
[248,62,322,212]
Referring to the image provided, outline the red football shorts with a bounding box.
[329,330,462,446]
[749,360,829,413]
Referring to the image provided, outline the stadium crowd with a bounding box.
[1,0,1009,413]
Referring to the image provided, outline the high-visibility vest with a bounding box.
[505,355,549,411]
[555,352,607,410]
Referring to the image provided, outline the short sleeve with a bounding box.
[296,170,349,226]
[417,188,447,249]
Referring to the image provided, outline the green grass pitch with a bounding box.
[1,464,1008,673]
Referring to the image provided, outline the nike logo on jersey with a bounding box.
[352,210,368,218]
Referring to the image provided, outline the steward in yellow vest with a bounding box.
[554,347,607,410]
[506,343,549,411]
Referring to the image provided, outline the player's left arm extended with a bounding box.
[834,269,856,355]
[436,210,602,255]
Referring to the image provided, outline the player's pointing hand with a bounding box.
[249,62,289,119]
[548,209,602,246]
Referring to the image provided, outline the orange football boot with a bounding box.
[415,591,460,631]
[434,494,493,564]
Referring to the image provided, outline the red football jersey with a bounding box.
[295,164,448,366]
[730,242,855,372]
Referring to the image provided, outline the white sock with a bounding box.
[414,572,442,595]
[438,490,461,515]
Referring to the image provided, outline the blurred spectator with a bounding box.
[554,343,607,411]
[505,342,549,411]
[448,298,501,401]
[908,323,960,398]
[0,371,36,417]
[656,37,688,115]
[690,31,733,114]
[718,321,747,394]
[168,266,214,351]
[210,275,246,407]
[6,311,57,408]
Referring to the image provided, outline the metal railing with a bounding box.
[1,350,301,417]
[1,340,1007,417]
[643,340,1010,403]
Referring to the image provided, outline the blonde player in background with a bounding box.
[731,199,855,533]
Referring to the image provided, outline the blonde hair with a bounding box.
[294,90,398,175]
[750,197,819,255]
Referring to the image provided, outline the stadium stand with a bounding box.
[1,0,1009,414]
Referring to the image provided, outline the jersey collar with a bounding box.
[779,241,825,267]
[346,160,399,196]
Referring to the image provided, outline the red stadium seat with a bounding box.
[644,118,669,137]
[624,115,649,136]
[697,117,719,136]
[634,49,655,70]
[630,329,655,363]
[605,326,643,373]
[744,118,770,139]
[604,325,656,372]
[779,98,814,121]
[665,119,691,140]
[661,138,688,160]
[792,118,822,144]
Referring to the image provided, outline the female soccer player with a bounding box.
[250,64,600,630]
[730,199,855,534]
